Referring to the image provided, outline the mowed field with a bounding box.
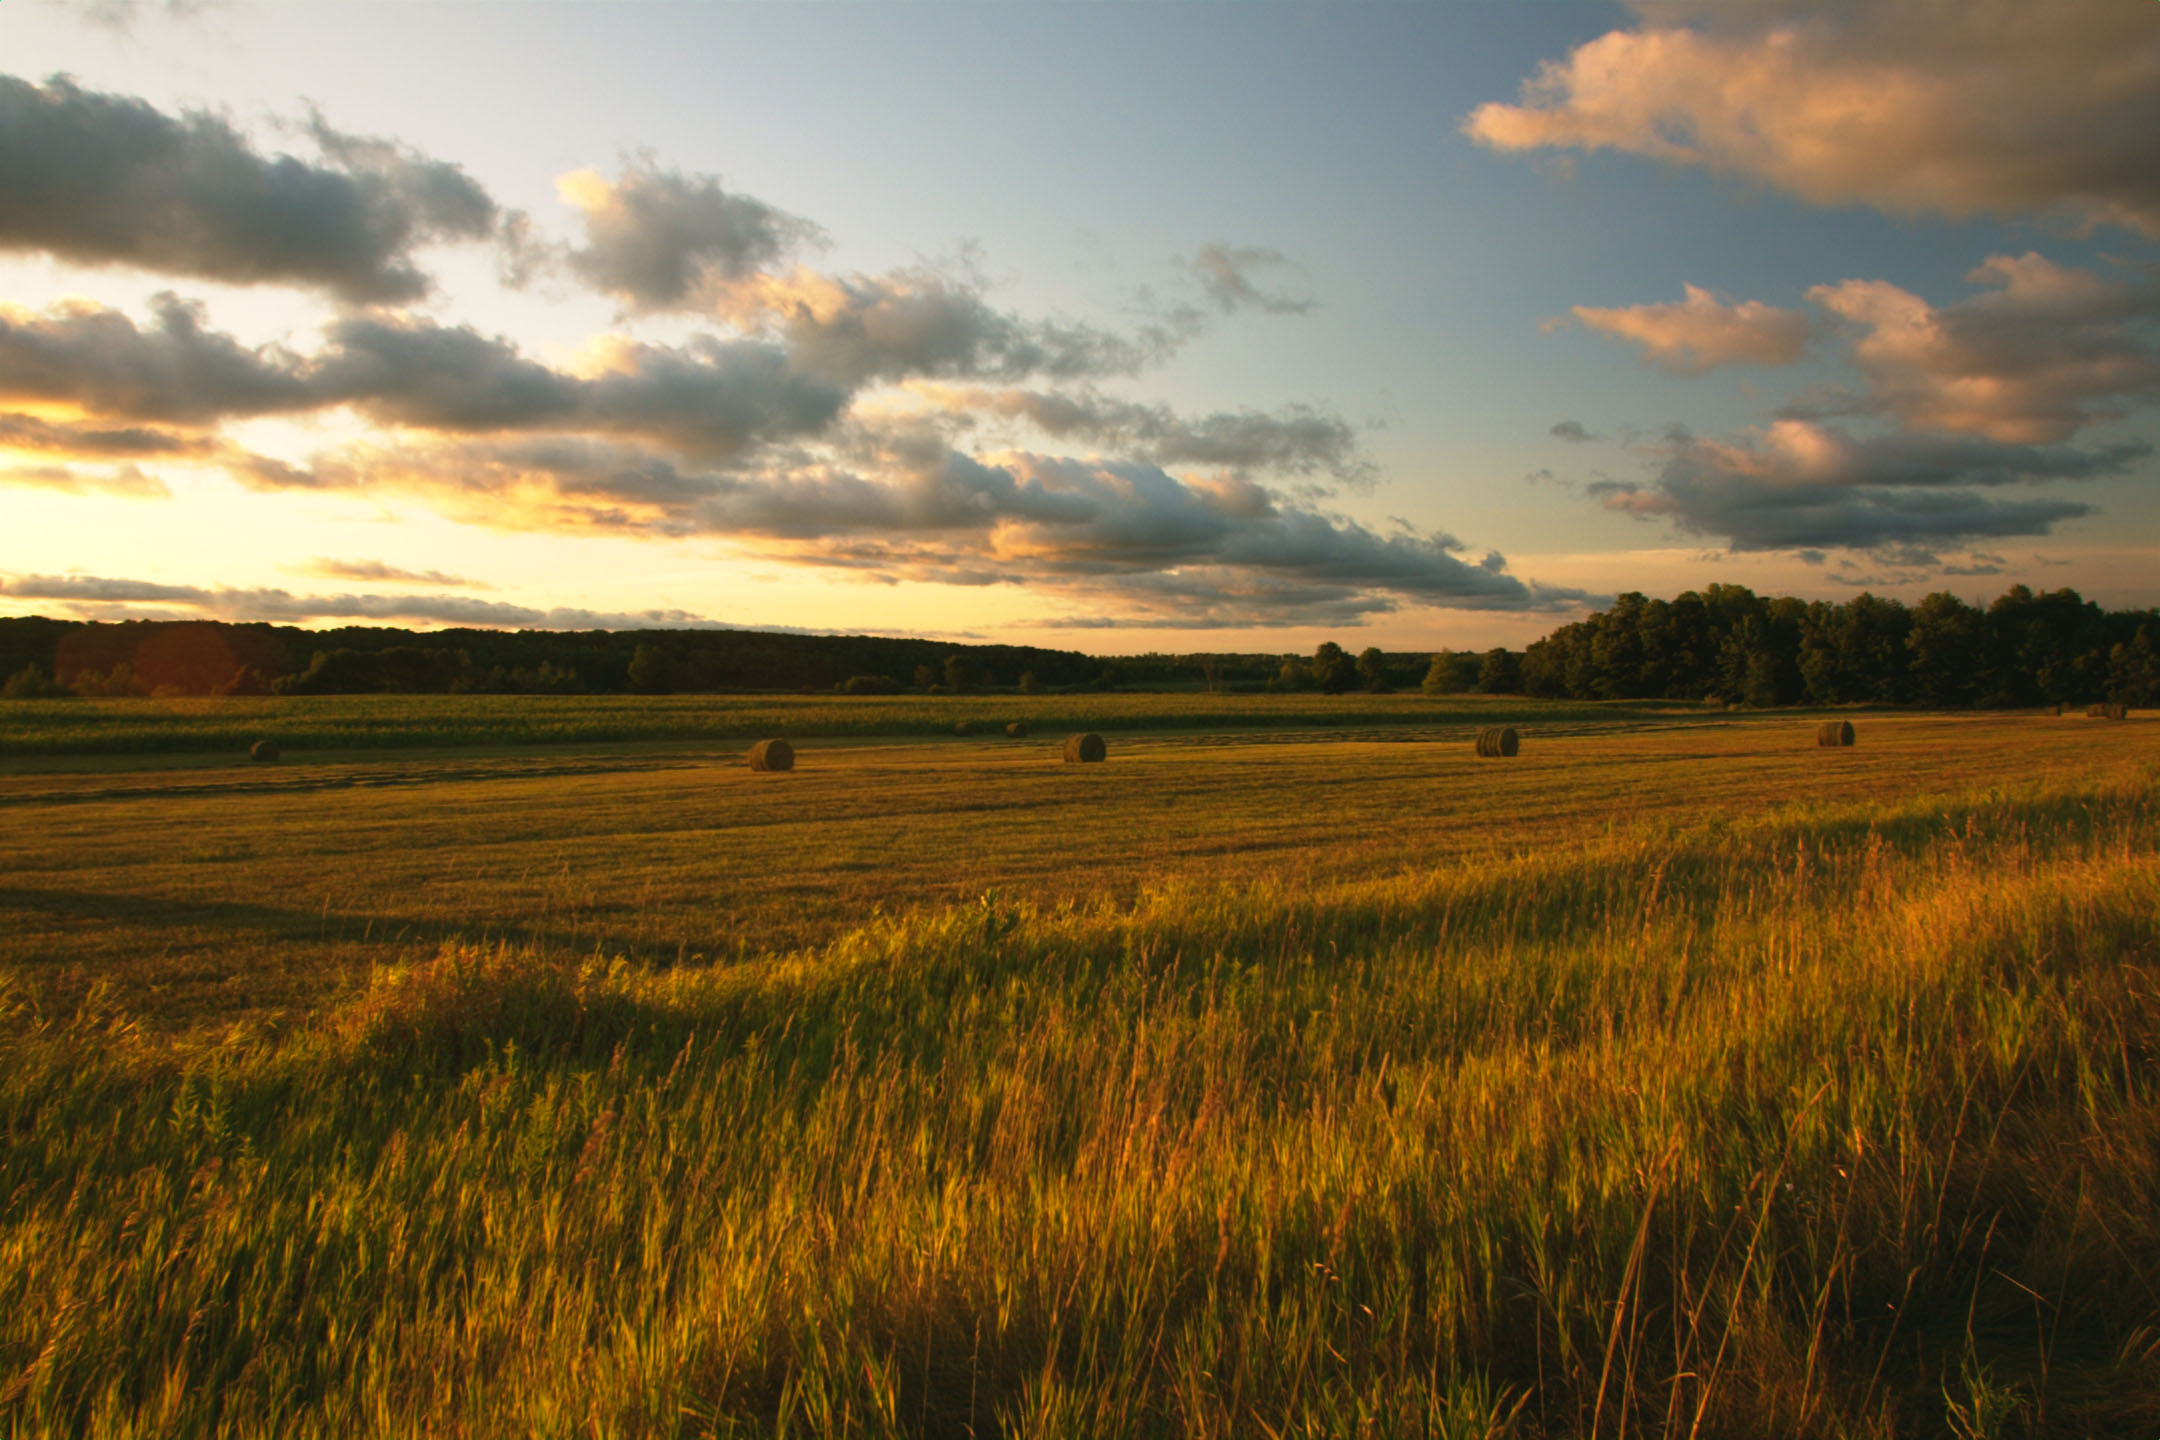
[2,709,2145,1031]
[3,703,2159,1437]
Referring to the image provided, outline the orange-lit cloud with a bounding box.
[1,462,169,498]
[1804,254,2160,444]
[0,410,217,459]
[0,572,729,629]
[299,558,488,588]
[1568,285,1809,375]
[1465,0,2160,235]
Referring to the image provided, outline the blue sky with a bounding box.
[2,0,2155,649]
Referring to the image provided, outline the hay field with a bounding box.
[3,709,2158,1435]
[4,712,2142,1031]
[0,690,1679,758]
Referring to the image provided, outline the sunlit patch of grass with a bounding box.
[3,764,2157,1435]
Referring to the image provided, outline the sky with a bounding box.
[1,0,2156,652]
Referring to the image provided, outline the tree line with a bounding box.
[1493,584,2158,708]
[0,618,1103,699]
[2,584,2154,706]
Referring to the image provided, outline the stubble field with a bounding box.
[2,700,2157,1436]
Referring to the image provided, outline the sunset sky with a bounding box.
[2,0,2156,651]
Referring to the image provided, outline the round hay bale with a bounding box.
[248,738,281,762]
[1005,720,1030,738]
[1816,719,1855,747]
[1473,726,1519,757]
[747,738,794,772]
[1063,732,1106,763]
[2088,702,2130,720]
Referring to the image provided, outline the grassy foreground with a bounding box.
[4,755,2159,1435]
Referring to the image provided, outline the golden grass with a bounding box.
[1,733,2157,1435]
[2,714,2153,1035]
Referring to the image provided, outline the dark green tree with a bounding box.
[1475,647,1522,694]
[1312,642,1359,694]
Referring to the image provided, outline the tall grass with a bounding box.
[3,775,2157,1436]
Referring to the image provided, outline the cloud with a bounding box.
[0,74,499,301]
[0,298,848,458]
[300,558,487,588]
[1464,0,2160,235]
[1549,420,1597,444]
[556,159,824,311]
[0,573,732,630]
[1805,253,2160,443]
[0,410,217,458]
[239,435,1578,620]
[0,462,169,498]
[0,294,313,423]
[1590,418,2140,550]
[909,385,1373,485]
[1568,284,1809,375]
[314,316,847,457]
[708,263,1153,388]
[41,0,222,33]
[1186,244,1314,316]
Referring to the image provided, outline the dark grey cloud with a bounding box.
[559,159,823,310]
[732,267,1154,388]
[1549,420,1598,444]
[1186,244,1314,317]
[1591,420,2141,550]
[0,299,847,458]
[0,74,498,302]
[0,293,312,423]
[927,386,1373,486]
[251,434,1575,618]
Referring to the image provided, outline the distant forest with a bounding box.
[0,618,1105,700]
[1499,584,2158,708]
[1,583,2154,707]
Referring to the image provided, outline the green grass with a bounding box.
[2,715,2157,1435]
[0,690,1702,758]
